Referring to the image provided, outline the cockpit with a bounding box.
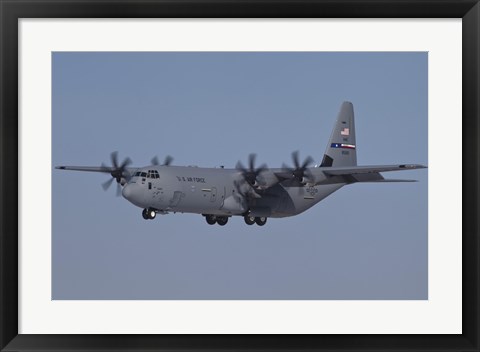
[132,170,160,179]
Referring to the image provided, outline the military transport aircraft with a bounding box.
[56,102,426,226]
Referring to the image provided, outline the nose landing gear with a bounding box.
[142,208,156,220]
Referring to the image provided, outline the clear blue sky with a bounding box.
[52,52,427,299]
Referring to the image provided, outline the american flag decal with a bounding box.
[331,143,356,149]
[340,127,350,136]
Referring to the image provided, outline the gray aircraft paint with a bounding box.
[322,101,357,167]
[121,165,345,218]
[57,102,426,224]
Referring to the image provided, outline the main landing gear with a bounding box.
[142,208,156,220]
[203,214,267,226]
[244,215,267,226]
[244,215,256,225]
[204,214,229,226]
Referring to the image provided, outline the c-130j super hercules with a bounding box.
[56,102,426,226]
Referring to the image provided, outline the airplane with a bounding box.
[56,101,426,226]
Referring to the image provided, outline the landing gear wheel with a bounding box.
[143,208,156,220]
[255,217,267,226]
[244,215,256,225]
[205,215,217,225]
[216,216,228,226]
[148,209,156,220]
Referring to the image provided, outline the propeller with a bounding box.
[151,155,173,166]
[100,151,132,196]
[235,153,268,187]
[282,151,314,184]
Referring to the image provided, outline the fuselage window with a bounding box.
[141,172,147,178]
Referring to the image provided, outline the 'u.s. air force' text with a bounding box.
[176,176,206,183]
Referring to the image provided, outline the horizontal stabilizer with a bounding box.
[321,164,426,176]
[310,165,426,185]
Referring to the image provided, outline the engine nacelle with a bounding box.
[304,169,329,185]
[221,195,246,214]
[256,170,281,189]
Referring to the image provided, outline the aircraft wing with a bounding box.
[56,166,112,173]
[270,164,426,187]
[55,166,137,174]
[320,164,426,176]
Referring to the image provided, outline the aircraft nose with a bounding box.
[122,183,145,207]
[122,183,133,200]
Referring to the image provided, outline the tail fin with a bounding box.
[320,101,357,167]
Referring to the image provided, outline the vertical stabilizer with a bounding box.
[320,101,357,167]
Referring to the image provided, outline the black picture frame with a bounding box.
[1,1,478,351]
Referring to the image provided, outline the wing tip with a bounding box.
[398,164,427,169]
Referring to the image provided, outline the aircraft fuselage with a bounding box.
[122,165,344,218]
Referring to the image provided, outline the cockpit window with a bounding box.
[147,170,160,179]
[133,170,159,179]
